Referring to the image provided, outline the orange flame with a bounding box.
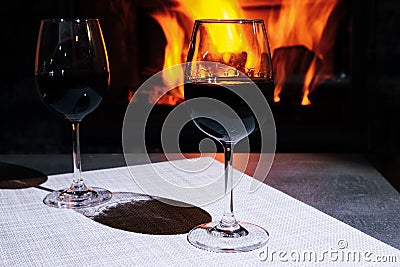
[181,0,243,19]
[180,0,247,56]
[301,57,318,105]
[262,0,338,56]
[273,59,286,103]
[151,10,186,104]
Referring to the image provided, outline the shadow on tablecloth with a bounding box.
[0,162,48,189]
[77,192,212,235]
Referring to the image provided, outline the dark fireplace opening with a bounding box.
[0,0,399,190]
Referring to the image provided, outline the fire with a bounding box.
[257,0,339,105]
[151,10,186,105]
[301,57,318,105]
[150,0,246,105]
[273,59,286,103]
[262,1,338,57]
[147,0,340,106]
[180,0,247,57]
[181,0,243,19]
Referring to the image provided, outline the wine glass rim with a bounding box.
[40,18,99,23]
[194,19,264,24]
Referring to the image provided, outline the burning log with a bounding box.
[272,45,321,105]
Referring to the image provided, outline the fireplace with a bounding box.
[97,0,352,106]
[1,0,399,171]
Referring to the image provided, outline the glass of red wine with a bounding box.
[184,19,274,252]
[35,19,112,208]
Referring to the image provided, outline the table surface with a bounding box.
[0,153,399,250]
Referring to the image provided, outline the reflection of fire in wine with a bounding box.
[140,0,344,106]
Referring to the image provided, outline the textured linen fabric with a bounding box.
[0,158,399,266]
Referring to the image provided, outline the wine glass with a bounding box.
[35,19,112,208]
[184,19,274,252]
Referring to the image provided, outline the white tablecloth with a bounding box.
[1,158,399,266]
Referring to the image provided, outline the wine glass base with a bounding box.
[187,221,269,253]
[43,187,112,209]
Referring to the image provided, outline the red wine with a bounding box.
[35,71,109,122]
[184,78,274,142]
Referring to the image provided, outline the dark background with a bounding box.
[0,0,399,191]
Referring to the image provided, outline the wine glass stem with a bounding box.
[219,142,240,231]
[71,122,87,191]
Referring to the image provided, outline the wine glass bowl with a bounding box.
[184,19,274,252]
[35,19,112,208]
[35,19,109,122]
